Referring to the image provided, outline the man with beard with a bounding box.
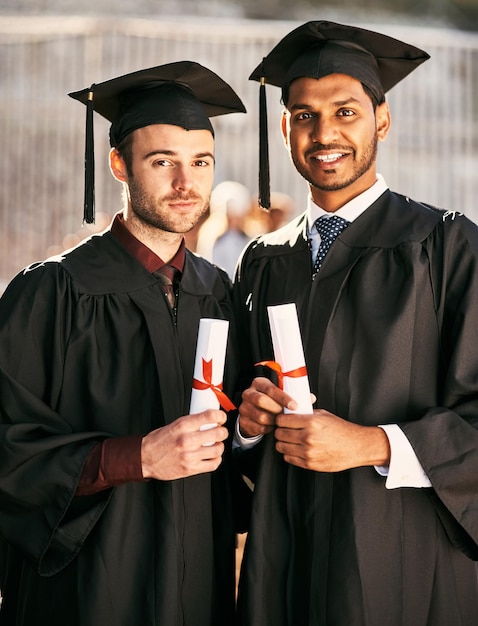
[0,61,247,625]
[234,21,478,626]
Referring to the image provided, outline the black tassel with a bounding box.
[258,74,270,210]
[83,84,95,224]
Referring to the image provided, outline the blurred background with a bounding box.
[1,0,478,292]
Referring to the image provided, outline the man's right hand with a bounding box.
[141,410,228,480]
[238,376,297,438]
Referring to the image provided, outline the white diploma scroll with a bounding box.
[190,319,230,441]
[267,303,313,414]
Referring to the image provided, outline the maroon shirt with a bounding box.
[76,214,185,496]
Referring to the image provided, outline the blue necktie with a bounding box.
[313,215,350,274]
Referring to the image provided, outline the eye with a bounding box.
[193,157,214,168]
[337,108,355,117]
[295,111,314,121]
[153,159,173,167]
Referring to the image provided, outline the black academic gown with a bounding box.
[234,190,478,626]
[0,228,241,626]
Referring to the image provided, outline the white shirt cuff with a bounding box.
[375,424,432,489]
[233,416,264,450]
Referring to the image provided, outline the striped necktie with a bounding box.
[313,215,350,274]
[155,265,179,309]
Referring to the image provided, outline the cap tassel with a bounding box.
[84,84,95,224]
[259,74,270,210]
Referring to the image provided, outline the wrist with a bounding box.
[366,426,391,466]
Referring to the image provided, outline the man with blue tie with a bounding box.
[233,20,478,626]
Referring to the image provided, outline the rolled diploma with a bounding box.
[267,303,313,414]
[190,318,229,440]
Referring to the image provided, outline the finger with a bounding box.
[199,421,220,446]
[198,425,228,447]
[238,415,274,438]
[178,410,227,434]
[238,400,277,426]
[181,439,225,463]
[196,456,224,474]
[240,388,281,416]
[251,377,298,411]
[274,426,303,443]
[183,453,225,478]
[198,440,225,460]
[281,454,307,469]
[276,413,311,429]
[275,438,302,454]
[275,440,308,466]
[198,409,227,425]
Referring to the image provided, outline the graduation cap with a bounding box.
[249,21,430,209]
[69,61,246,223]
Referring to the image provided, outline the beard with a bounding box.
[127,178,210,234]
[292,133,378,192]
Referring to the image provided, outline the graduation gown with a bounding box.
[234,190,478,626]
[0,228,241,626]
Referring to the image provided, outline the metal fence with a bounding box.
[1,15,478,290]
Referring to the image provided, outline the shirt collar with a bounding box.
[307,174,389,231]
[110,213,185,273]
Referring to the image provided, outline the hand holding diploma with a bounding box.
[238,303,312,439]
[263,303,313,414]
[141,318,234,478]
[190,318,235,444]
[238,305,390,472]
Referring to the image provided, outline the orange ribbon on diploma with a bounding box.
[255,360,308,391]
[190,318,236,415]
[263,303,314,414]
[192,358,236,412]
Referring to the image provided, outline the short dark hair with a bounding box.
[362,83,385,108]
[115,132,134,176]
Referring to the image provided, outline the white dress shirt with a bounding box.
[236,175,432,489]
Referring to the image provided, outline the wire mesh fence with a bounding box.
[1,16,478,290]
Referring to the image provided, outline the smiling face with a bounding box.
[110,123,215,235]
[281,74,390,212]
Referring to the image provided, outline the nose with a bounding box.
[172,166,194,192]
[311,116,337,145]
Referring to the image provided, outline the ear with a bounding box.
[109,148,128,183]
[280,110,289,147]
[375,101,391,142]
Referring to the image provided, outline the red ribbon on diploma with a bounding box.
[192,358,236,411]
[255,360,308,391]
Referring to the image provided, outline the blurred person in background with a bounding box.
[266,191,295,232]
[0,61,249,626]
[234,20,478,626]
[247,190,295,237]
[196,180,252,279]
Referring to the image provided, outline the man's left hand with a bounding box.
[274,410,391,472]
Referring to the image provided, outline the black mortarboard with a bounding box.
[249,21,430,209]
[69,61,246,223]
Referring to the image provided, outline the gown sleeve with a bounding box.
[76,435,144,496]
[0,263,113,574]
[400,214,478,557]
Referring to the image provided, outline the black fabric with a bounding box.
[69,60,246,141]
[234,192,478,626]
[249,20,430,96]
[0,227,247,626]
[110,82,214,144]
